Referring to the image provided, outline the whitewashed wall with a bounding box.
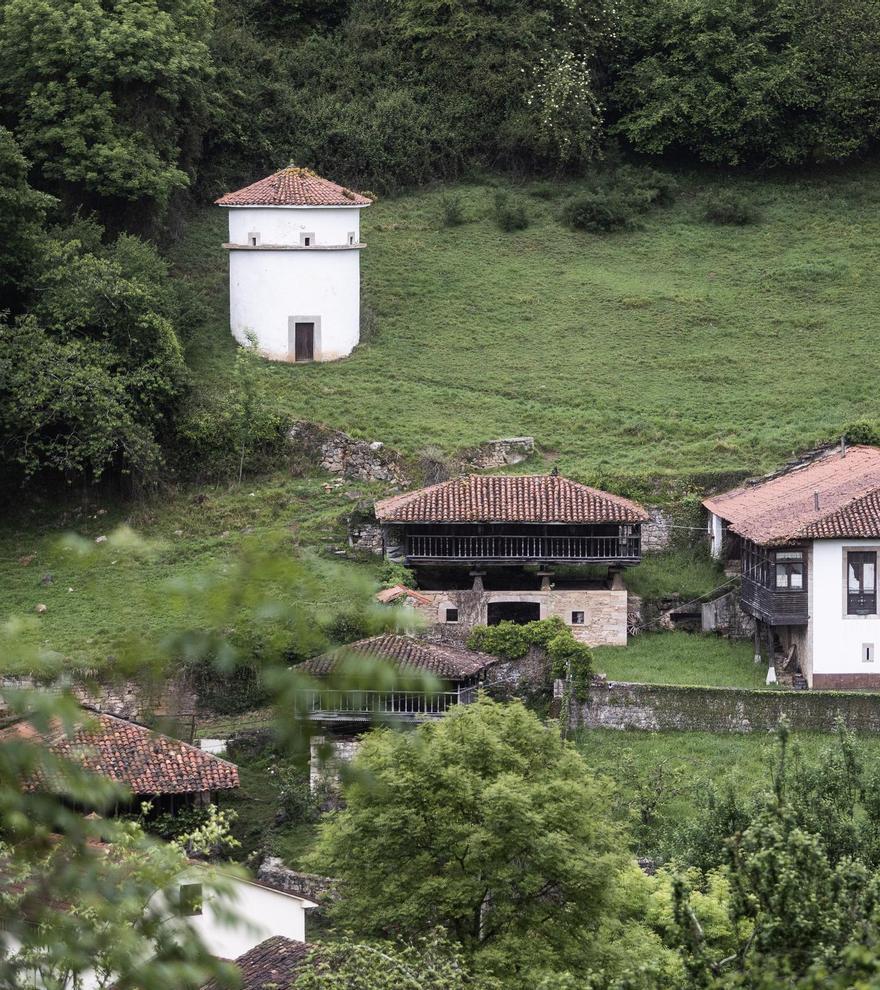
[186,872,314,960]
[227,206,362,246]
[228,249,361,360]
[811,538,880,683]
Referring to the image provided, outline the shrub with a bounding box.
[547,632,593,701]
[439,193,464,227]
[843,421,880,446]
[492,190,529,232]
[272,763,320,825]
[704,191,761,226]
[378,560,416,589]
[467,616,568,659]
[562,166,678,234]
[562,189,639,233]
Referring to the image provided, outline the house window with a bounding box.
[300,232,315,247]
[179,883,203,916]
[775,562,804,589]
[445,608,459,623]
[248,232,260,246]
[571,611,585,625]
[864,643,875,663]
[847,551,877,615]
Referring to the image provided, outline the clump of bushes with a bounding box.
[703,191,761,226]
[562,166,678,233]
[439,193,465,227]
[492,190,529,231]
[468,616,593,700]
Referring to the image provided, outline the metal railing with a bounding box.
[406,534,640,562]
[304,686,480,719]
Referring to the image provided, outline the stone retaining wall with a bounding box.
[575,678,880,733]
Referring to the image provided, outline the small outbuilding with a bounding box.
[0,708,240,811]
[215,166,372,362]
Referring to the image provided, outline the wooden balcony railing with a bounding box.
[303,686,479,720]
[741,576,808,625]
[405,533,640,563]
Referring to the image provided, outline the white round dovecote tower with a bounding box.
[215,166,372,362]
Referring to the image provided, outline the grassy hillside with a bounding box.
[0,475,385,671]
[175,165,880,480]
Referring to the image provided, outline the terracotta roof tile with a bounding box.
[375,475,648,524]
[216,167,371,207]
[704,445,880,544]
[300,634,498,681]
[0,711,239,796]
[375,584,433,606]
[203,936,311,990]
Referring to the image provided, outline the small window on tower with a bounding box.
[445,608,459,623]
[248,232,260,246]
[571,611,585,625]
[300,232,315,247]
[864,643,875,663]
[348,232,356,245]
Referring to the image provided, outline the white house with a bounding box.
[215,166,372,362]
[704,444,880,689]
[177,865,317,960]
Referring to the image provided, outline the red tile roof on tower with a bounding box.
[374,475,648,524]
[215,166,372,207]
[202,937,312,990]
[299,634,498,680]
[0,710,240,796]
[703,445,880,544]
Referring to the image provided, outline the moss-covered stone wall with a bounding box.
[577,678,880,733]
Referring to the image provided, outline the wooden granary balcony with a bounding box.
[404,529,641,565]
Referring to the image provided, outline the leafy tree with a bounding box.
[313,696,625,981]
[0,126,54,309]
[294,929,501,990]
[611,0,880,166]
[0,229,186,483]
[0,0,214,225]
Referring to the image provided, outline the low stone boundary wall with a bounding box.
[576,678,880,733]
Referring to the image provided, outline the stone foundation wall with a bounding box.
[642,508,674,553]
[461,437,535,469]
[414,588,629,646]
[288,420,408,484]
[576,678,880,733]
[310,734,362,805]
[257,857,337,904]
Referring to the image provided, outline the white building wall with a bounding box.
[811,538,880,687]
[228,249,361,360]
[227,206,362,247]
[187,874,312,960]
[708,512,724,559]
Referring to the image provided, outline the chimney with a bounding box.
[814,491,820,511]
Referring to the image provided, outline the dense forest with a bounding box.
[3,0,880,490]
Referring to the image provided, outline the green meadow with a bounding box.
[176,165,880,481]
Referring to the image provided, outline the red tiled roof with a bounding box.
[215,167,371,207]
[300,634,498,680]
[203,937,311,990]
[0,711,239,796]
[374,475,648,524]
[704,445,880,544]
[375,584,433,606]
